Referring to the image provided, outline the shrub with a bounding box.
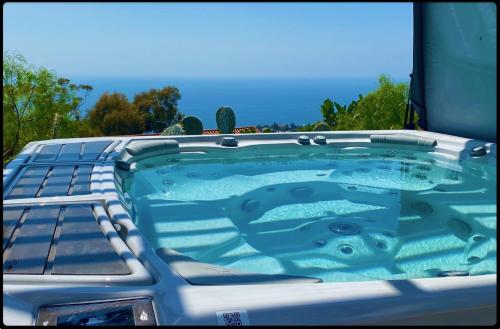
[239,127,257,134]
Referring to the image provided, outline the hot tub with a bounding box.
[2,131,497,325]
[119,140,496,284]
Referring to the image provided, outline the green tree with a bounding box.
[3,52,92,163]
[320,98,336,128]
[358,75,409,129]
[87,92,145,136]
[334,75,409,131]
[334,97,363,131]
[133,86,183,132]
[51,78,93,138]
[101,109,145,136]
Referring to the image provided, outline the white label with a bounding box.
[216,309,250,326]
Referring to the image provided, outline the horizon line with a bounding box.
[61,74,411,80]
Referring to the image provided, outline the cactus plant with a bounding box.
[313,122,330,132]
[181,116,203,135]
[161,124,184,136]
[216,107,236,134]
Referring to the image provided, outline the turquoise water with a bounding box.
[122,145,496,282]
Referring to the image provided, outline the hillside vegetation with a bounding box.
[3,53,414,164]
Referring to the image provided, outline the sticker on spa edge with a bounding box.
[216,310,250,326]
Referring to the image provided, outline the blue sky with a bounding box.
[3,2,413,79]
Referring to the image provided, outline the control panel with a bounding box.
[36,297,156,326]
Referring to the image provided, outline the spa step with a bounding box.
[156,247,322,285]
[34,140,112,162]
[3,204,130,275]
[4,164,93,199]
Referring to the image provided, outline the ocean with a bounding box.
[69,77,399,129]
